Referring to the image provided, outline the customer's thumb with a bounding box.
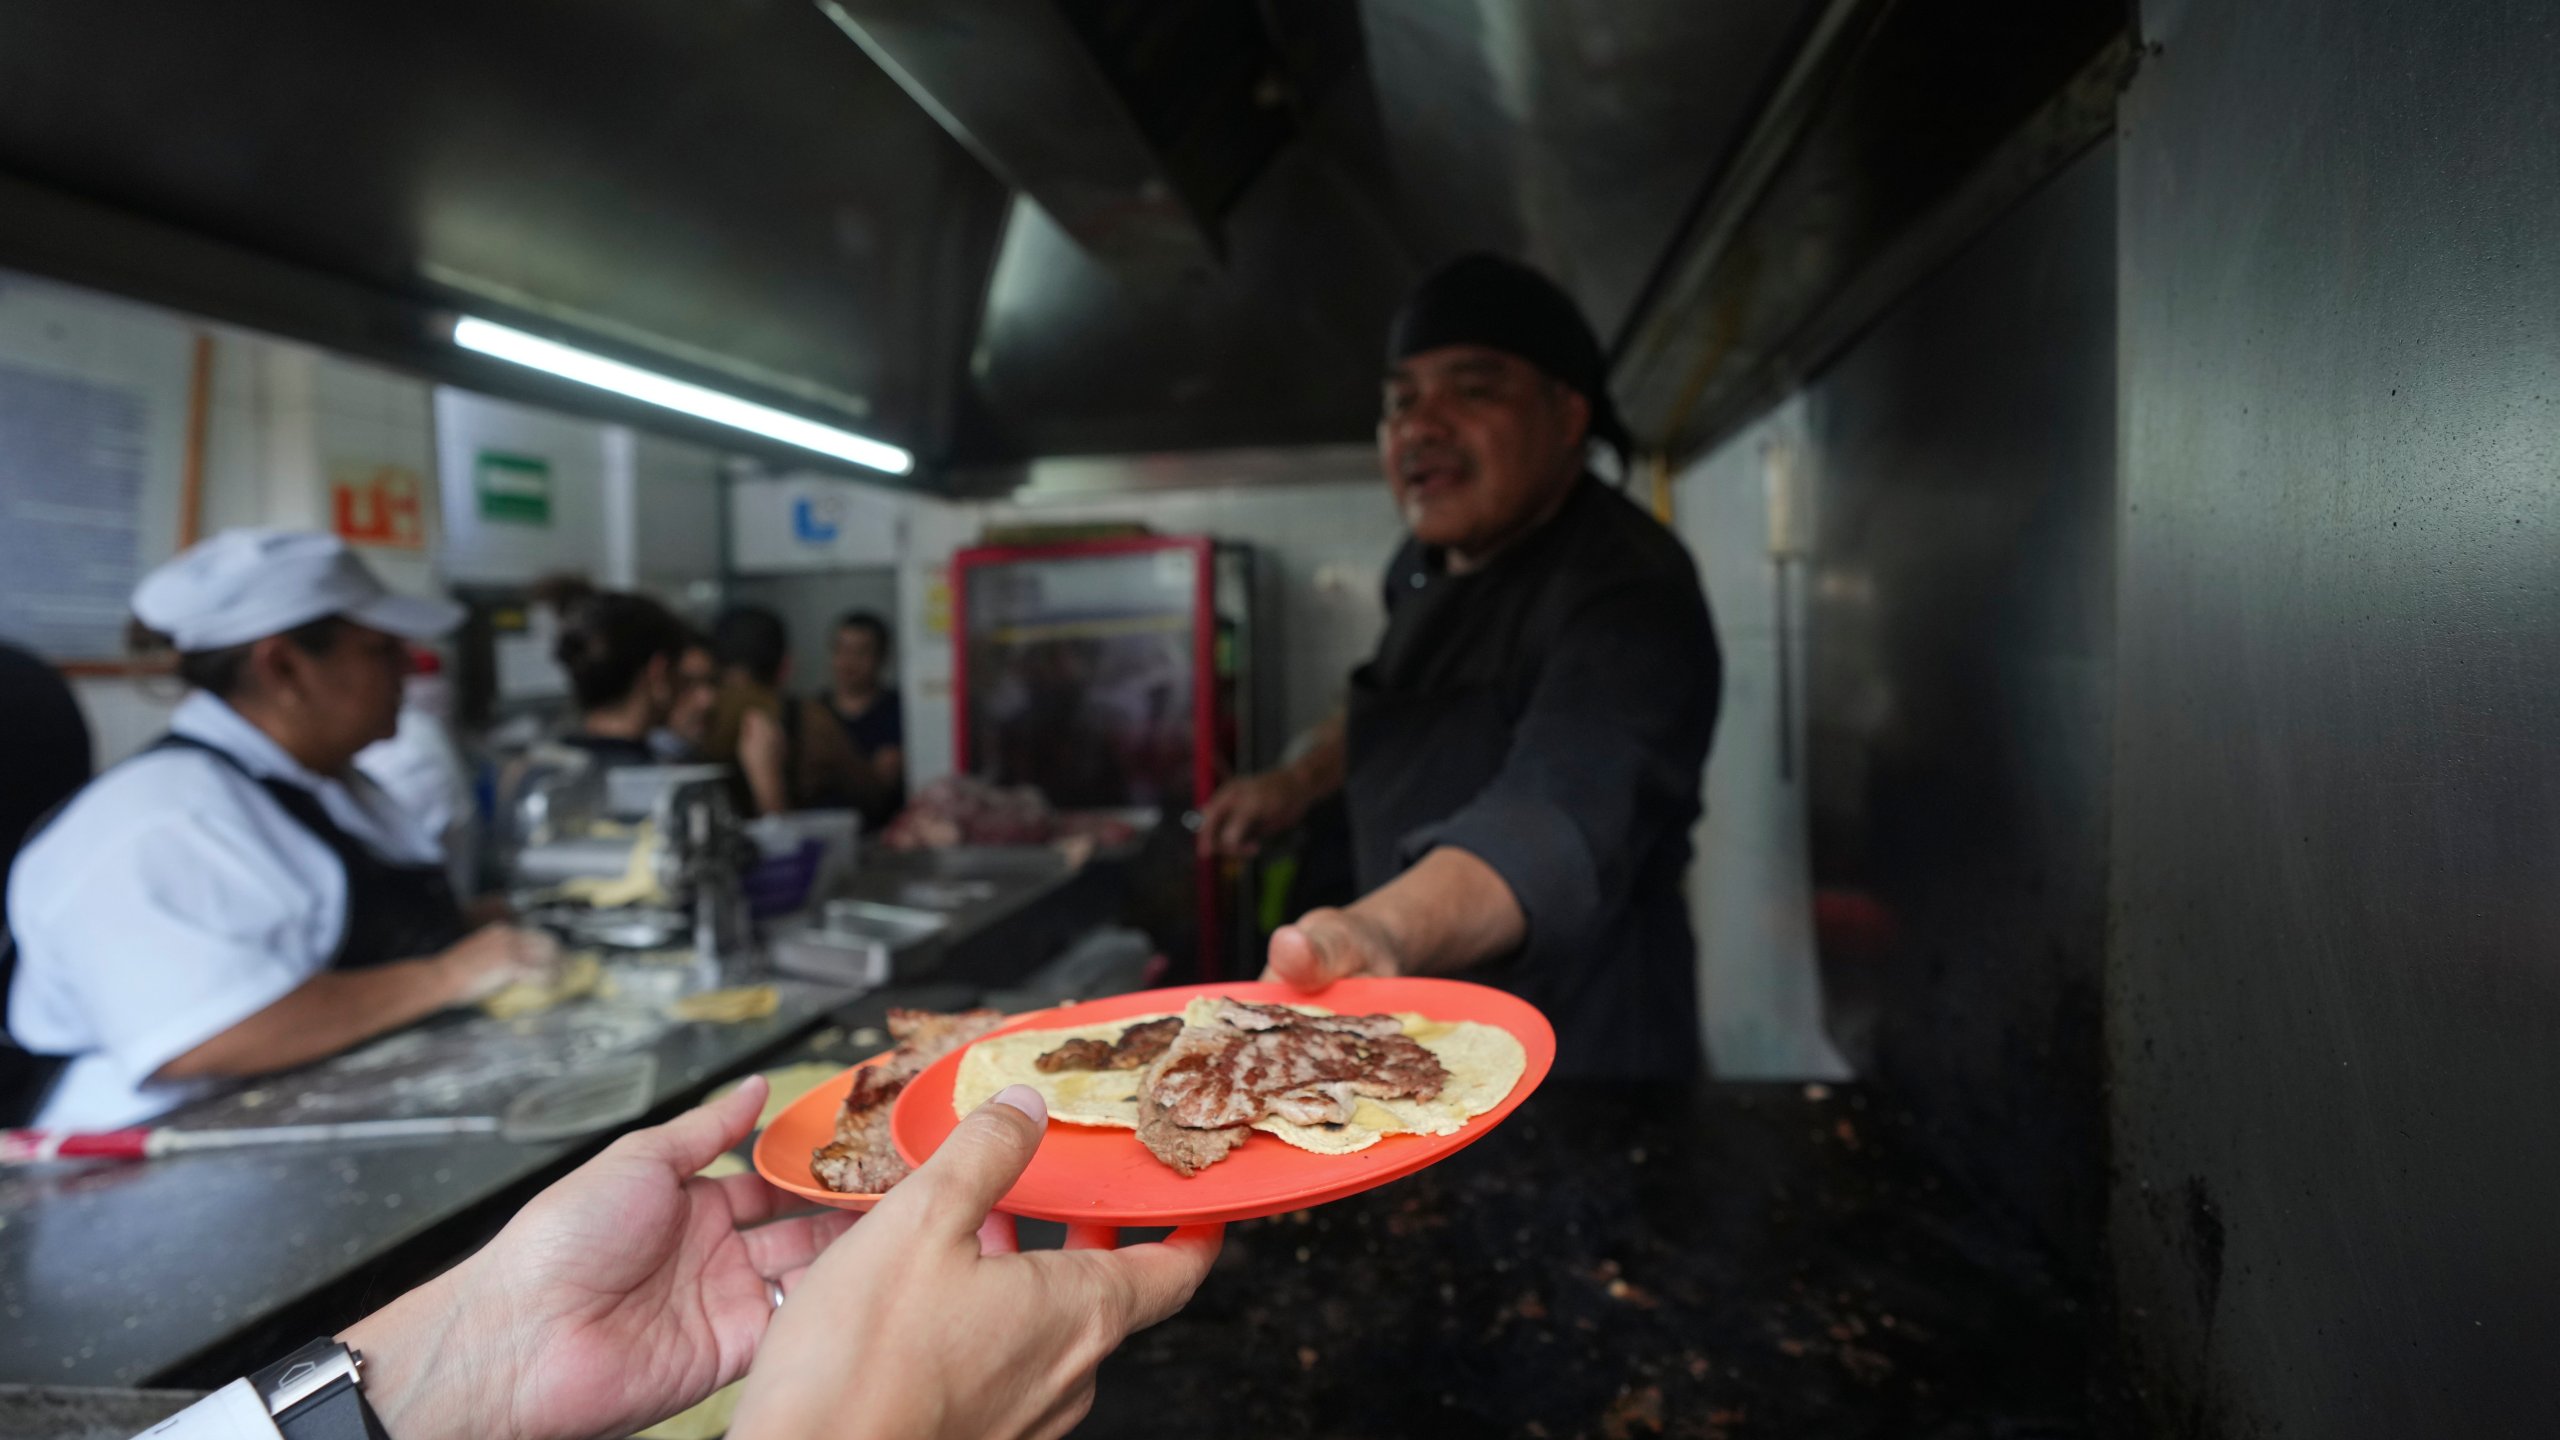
[890,1084,1046,1238]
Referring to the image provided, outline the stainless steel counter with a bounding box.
[834,845,1134,987]
[0,1384,196,1440]
[0,958,857,1389]
[0,848,1114,1390]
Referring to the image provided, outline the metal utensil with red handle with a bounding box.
[2,1116,499,1164]
[2,1051,661,1164]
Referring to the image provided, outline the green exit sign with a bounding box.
[474,451,552,524]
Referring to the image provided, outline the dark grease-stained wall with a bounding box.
[1802,142,2117,1270]
[2111,1,2560,1434]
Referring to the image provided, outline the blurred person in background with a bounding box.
[821,610,906,832]
[4,531,555,1128]
[702,605,793,815]
[555,591,692,773]
[701,605,862,817]
[0,641,91,943]
[357,644,474,895]
[651,631,721,762]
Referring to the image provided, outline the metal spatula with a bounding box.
[498,1052,661,1143]
[2,1053,663,1162]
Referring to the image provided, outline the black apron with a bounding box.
[0,732,468,1121]
[143,734,471,970]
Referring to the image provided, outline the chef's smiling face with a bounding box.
[1380,345,1590,568]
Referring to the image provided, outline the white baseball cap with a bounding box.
[132,529,464,651]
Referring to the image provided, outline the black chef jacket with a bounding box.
[1345,476,1720,1080]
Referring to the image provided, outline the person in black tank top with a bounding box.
[820,610,907,832]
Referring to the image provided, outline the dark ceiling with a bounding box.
[0,0,2125,480]
[0,0,1010,464]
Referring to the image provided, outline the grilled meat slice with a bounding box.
[1150,1014,1446,1130]
[1132,1003,1448,1172]
[1267,1080,1362,1126]
[810,1138,907,1192]
[1035,1016,1182,1073]
[1034,1038,1119,1072]
[1211,1000,1403,1038]
[811,1008,1008,1194]
[1135,1090,1252,1176]
[810,1065,909,1191]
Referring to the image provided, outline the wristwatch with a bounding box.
[247,1339,392,1440]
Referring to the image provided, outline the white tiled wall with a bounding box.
[316,352,441,599]
[432,388,615,588]
[1675,401,1850,1081]
[892,492,978,787]
[629,435,729,621]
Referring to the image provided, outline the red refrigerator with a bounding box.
[950,535,1255,978]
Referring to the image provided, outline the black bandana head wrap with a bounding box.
[1385,253,1632,458]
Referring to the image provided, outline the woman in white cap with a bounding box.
[2,529,554,1129]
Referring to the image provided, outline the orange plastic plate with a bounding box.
[752,1050,903,1212]
[889,978,1556,1226]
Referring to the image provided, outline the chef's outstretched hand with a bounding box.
[1263,906,1405,991]
[1263,849,1521,988]
[340,1075,856,1440]
[730,1085,1224,1440]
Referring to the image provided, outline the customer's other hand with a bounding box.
[343,1075,854,1440]
[730,1085,1223,1440]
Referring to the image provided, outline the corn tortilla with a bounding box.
[953,1014,1176,1127]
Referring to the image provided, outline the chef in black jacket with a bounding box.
[1200,254,1721,1080]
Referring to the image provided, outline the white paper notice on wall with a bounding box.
[727,473,905,573]
[0,361,165,660]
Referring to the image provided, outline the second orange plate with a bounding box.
[889,977,1556,1227]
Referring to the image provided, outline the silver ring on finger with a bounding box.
[766,1277,786,1312]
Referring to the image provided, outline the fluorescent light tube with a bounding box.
[451,316,912,476]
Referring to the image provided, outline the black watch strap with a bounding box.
[247,1339,392,1440]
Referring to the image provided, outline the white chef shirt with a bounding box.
[355,671,475,892]
[6,692,444,1130]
